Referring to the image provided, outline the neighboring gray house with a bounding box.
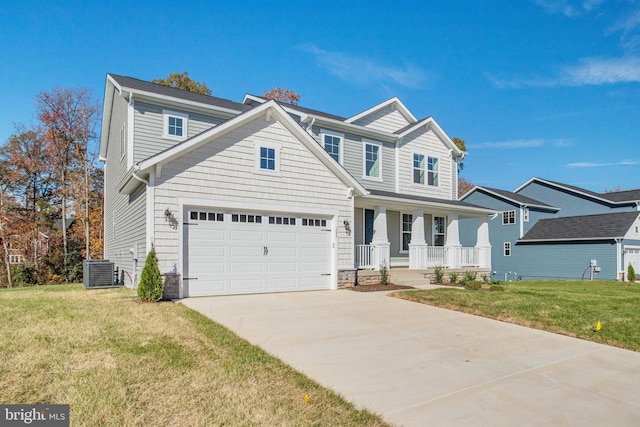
[99,74,494,297]
[460,178,640,281]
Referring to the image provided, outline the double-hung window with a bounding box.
[504,242,512,256]
[502,210,516,225]
[413,154,425,184]
[364,141,381,179]
[322,131,343,163]
[163,109,188,140]
[402,214,412,252]
[427,156,439,186]
[434,216,445,246]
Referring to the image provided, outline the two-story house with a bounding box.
[460,178,640,281]
[100,74,494,297]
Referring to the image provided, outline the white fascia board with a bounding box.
[361,193,496,216]
[99,75,119,160]
[242,94,266,105]
[303,114,397,143]
[514,177,614,205]
[397,117,463,157]
[137,101,368,197]
[517,236,622,243]
[345,97,417,124]
[471,186,560,211]
[459,186,480,201]
[120,87,243,118]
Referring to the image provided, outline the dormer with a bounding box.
[345,97,417,133]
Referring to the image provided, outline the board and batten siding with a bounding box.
[397,127,454,200]
[352,106,411,133]
[152,116,355,273]
[311,126,396,192]
[103,94,146,286]
[133,101,225,163]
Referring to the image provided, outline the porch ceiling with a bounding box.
[357,190,496,218]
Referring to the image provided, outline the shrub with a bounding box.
[434,266,444,284]
[379,261,389,286]
[460,271,477,286]
[489,285,505,292]
[490,279,504,286]
[465,281,482,290]
[481,273,489,283]
[628,264,636,283]
[449,272,459,284]
[138,246,164,302]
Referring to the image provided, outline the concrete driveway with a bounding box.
[182,290,640,426]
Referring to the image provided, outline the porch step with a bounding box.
[390,269,431,287]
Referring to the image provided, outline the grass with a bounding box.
[393,280,640,352]
[0,284,388,427]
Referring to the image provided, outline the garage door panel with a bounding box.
[186,209,333,296]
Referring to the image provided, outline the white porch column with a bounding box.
[475,216,492,268]
[445,214,461,268]
[372,206,390,270]
[409,210,427,269]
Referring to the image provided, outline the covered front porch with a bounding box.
[353,192,494,271]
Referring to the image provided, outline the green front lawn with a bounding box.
[393,280,640,351]
[0,284,388,426]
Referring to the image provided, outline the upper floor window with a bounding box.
[363,141,381,180]
[523,208,530,222]
[428,156,439,186]
[413,154,425,184]
[163,109,188,140]
[255,142,280,174]
[504,242,511,256]
[502,210,516,225]
[322,131,343,163]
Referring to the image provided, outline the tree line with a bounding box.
[0,88,102,287]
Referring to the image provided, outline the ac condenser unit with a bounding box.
[83,260,118,289]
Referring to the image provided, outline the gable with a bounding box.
[347,98,416,133]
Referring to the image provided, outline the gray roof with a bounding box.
[393,117,431,135]
[367,190,493,211]
[474,187,558,210]
[601,189,640,203]
[519,211,639,242]
[109,74,252,113]
[244,94,348,121]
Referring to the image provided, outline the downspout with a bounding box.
[616,238,622,281]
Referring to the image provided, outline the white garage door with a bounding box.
[625,247,640,278]
[184,209,333,296]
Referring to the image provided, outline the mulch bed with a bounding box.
[347,283,415,292]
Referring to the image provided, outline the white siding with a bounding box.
[103,94,147,285]
[134,101,225,163]
[153,116,354,273]
[397,127,454,200]
[352,106,411,133]
[625,216,640,240]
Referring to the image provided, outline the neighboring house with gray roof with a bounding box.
[100,74,494,297]
[460,179,640,281]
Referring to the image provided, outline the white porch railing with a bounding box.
[355,245,491,269]
[355,245,375,269]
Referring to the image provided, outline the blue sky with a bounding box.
[1,0,639,192]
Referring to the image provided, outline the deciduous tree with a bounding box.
[458,177,475,198]
[263,87,300,105]
[152,71,212,95]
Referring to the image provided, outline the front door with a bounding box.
[364,209,374,245]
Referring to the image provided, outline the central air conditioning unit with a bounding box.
[83,260,119,289]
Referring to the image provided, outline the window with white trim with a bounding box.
[255,142,280,174]
[523,208,529,222]
[364,141,381,179]
[504,242,511,256]
[322,131,343,163]
[413,154,425,184]
[163,109,188,140]
[401,213,412,252]
[427,156,439,186]
[434,216,445,246]
[502,210,516,225]
[9,255,23,264]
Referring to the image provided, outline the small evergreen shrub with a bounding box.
[434,266,444,284]
[489,285,505,292]
[138,246,164,302]
[449,272,459,284]
[628,264,636,283]
[379,262,389,286]
[465,281,482,290]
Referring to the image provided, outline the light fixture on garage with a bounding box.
[164,208,174,222]
[343,220,351,236]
